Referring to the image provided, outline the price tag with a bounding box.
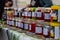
[43,27,48,35]
[32,12,36,17]
[20,22,23,28]
[44,13,51,19]
[24,24,28,29]
[35,27,42,33]
[28,12,31,17]
[29,25,31,30]
[36,12,42,17]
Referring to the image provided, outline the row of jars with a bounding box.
[14,8,58,22]
[6,17,55,38]
[6,7,58,22]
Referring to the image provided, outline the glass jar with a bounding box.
[27,11,32,19]
[35,24,43,35]
[43,26,50,38]
[29,20,36,33]
[17,19,22,29]
[11,18,15,27]
[24,19,29,31]
[44,9,51,22]
[15,18,18,28]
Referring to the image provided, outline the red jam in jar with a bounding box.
[35,24,43,35]
[29,20,36,33]
[44,9,51,22]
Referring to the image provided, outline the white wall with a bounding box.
[52,0,60,5]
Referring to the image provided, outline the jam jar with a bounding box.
[44,8,51,22]
[35,23,43,35]
[43,26,50,38]
[29,20,36,33]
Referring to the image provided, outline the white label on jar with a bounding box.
[35,27,42,33]
[16,22,18,26]
[11,21,14,26]
[7,20,9,24]
[28,12,31,17]
[22,12,25,16]
[9,21,11,25]
[44,13,50,19]
[36,12,42,17]
[29,25,31,30]
[24,12,28,16]
[32,12,36,17]
[55,27,59,39]
[20,22,23,28]
[8,20,9,25]
[24,24,28,29]
[18,22,20,27]
[14,11,17,15]
[43,28,48,35]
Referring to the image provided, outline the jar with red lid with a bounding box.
[36,9,44,20]
[43,26,50,38]
[29,20,36,33]
[44,8,51,22]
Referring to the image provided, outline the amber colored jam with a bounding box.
[35,24,43,35]
[43,26,50,38]
[29,21,36,33]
